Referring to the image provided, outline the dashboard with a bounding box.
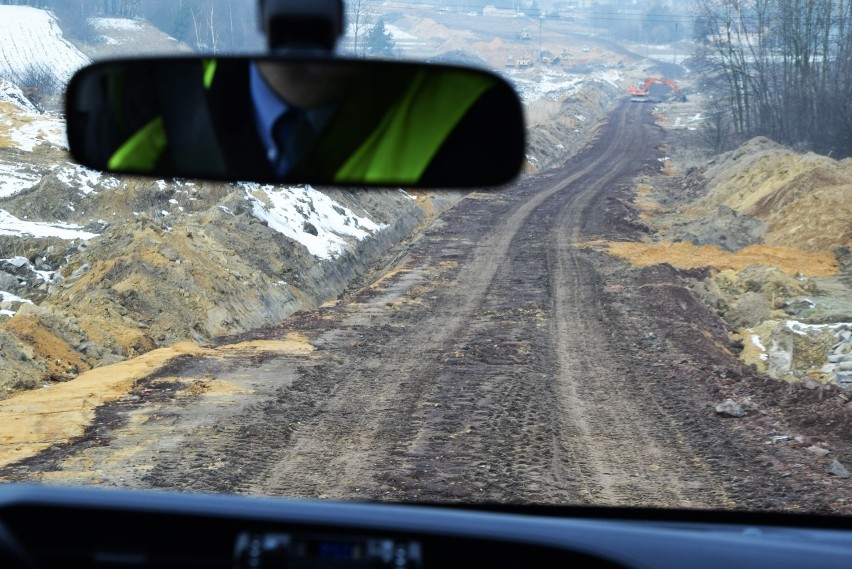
[0,485,850,568]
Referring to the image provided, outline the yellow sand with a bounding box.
[0,336,312,468]
[585,241,839,276]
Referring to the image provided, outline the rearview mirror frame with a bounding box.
[65,56,526,188]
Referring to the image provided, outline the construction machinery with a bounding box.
[515,54,533,68]
[518,27,531,40]
[504,54,533,69]
[540,48,571,66]
[627,77,687,102]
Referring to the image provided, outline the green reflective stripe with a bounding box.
[335,71,494,184]
[202,59,218,90]
[107,117,167,171]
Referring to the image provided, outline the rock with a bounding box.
[802,378,822,390]
[162,248,179,262]
[677,205,767,252]
[77,342,104,358]
[783,297,816,317]
[6,257,28,269]
[302,222,319,236]
[806,445,830,457]
[0,272,19,291]
[72,263,91,277]
[725,291,771,329]
[827,459,850,479]
[838,361,852,371]
[715,399,745,417]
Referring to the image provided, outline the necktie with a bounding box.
[272,109,314,177]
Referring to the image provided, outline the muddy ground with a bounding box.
[3,101,849,514]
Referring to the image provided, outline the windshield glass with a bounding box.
[0,0,849,516]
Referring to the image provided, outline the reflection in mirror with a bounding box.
[66,57,525,187]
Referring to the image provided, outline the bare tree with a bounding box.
[694,0,852,156]
[347,0,373,56]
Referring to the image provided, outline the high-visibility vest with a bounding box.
[108,60,492,184]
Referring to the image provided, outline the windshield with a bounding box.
[0,0,849,516]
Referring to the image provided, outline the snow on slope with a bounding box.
[90,17,142,32]
[508,67,623,103]
[0,79,67,151]
[243,184,386,260]
[89,17,143,46]
[0,79,39,115]
[0,6,90,90]
[0,161,41,198]
[0,209,98,240]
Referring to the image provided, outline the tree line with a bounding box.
[1,0,399,55]
[0,0,262,52]
[694,0,852,156]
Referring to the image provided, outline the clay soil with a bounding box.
[2,102,850,514]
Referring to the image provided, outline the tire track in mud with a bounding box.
[548,107,729,507]
[242,106,648,502]
[1,102,733,507]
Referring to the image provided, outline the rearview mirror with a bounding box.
[66,57,525,188]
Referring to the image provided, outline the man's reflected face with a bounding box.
[256,61,362,108]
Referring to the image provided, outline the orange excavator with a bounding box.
[627,77,687,102]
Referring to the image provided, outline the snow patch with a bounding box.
[0,209,99,240]
[510,69,583,103]
[384,24,417,41]
[2,111,67,151]
[0,77,39,114]
[1,77,67,151]
[242,183,385,260]
[90,17,143,31]
[0,161,41,198]
[750,333,768,361]
[0,290,33,305]
[508,68,622,104]
[785,320,852,336]
[56,164,118,195]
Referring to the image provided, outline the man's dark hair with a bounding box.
[259,0,344,52]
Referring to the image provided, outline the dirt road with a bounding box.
[3,102,842,512]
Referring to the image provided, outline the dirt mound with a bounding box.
[610,117,852,388]
[405,17,476,41]
[699,138,852,254]
[75,17,193,59]
[0,183,460,398]
[675,205,767,251]
[524,79,622,171]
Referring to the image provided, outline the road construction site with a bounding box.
[0,7,849,512]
